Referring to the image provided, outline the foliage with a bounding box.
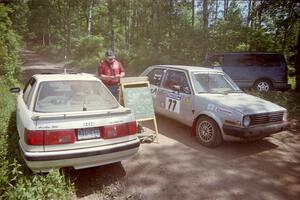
[0,3,20,77]
[6,170,74,200]
[210,1,247,52]
[72,35,104,69]
[8,0,29,40]
[21,0,299,86]
[0,77,74,200]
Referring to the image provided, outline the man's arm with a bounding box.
[100,74,115,80]
[116,62,125,78]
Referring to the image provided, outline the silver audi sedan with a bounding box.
[10,73,140,173]
[141,65,289,147]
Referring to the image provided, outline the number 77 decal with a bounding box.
[165,97,180,113]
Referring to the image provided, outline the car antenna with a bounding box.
[83,103,87,111]
[64,55,67,74]
[83,97,87,111]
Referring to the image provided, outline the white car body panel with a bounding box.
[141,65,289,143]
[12,73,140,172]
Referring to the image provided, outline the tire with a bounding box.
[195,116,223,147]
[254,79,272,92]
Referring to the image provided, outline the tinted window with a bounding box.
[256,54,281,67]
[163,70,191,94]
[208,55,224,66]
[147,68,164,86]
[223,54,256,67]
[35,80,118,113]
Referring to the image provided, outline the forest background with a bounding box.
[1,0,300,90]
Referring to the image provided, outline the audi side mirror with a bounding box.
[10,87,20,93]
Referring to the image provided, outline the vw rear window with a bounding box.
[34,80,118,112]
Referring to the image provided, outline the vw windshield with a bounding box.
[191,72,241,94]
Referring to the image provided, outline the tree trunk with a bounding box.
[296,24,300,93]
[282,3,293,52]
[215,0,219,22]
[250,0,256,30]
[247,0,252,27]
[107,0,114,50]
[66,0,71,59]
[77,5,81,37]
[169,0,173,40]
[42,31,45,46]
[224,0,229,19]
[87,0,93,36]
[192,0,195,29]
[203,0,209,58]
[123,0,129,50]
[47,17,51,46]
[152,0,159,51]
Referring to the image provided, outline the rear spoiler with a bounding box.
[31,108,131,120]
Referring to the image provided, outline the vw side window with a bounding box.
[147,68,164,86]
[163,70,191,94]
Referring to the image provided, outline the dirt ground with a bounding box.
[19,50,300,200]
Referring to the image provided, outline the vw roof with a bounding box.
[149,65,222,73]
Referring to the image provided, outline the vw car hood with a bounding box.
[196,92,286,115]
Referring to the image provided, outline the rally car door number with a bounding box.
[165,97,180,113]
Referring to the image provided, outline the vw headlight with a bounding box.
[283,111,288,121]
[243,116,251,127]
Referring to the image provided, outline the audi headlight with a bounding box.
[243,116,251,127]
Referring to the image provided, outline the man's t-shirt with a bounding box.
[98,60,124,85]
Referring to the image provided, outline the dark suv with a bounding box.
[204,52,290,92]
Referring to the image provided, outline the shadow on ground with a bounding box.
[125,115,300,200]
[68,162,126,198]
[143,114,278,160]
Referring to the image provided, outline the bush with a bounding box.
[0,4,21,77]
[6,170,74,200]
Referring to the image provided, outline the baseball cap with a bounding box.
[105,49,115,59]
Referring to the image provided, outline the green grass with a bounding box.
[0,76,74,199]
[288,76,296,90]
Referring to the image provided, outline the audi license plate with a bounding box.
[77,128,101,140]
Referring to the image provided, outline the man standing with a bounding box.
[98,49,125,100]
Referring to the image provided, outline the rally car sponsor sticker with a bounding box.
[182,96,191,105]
[215,107,232,116]
[207,103,215,111]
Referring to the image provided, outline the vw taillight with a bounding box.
[25,129,75,145]
[102,121,137,139]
